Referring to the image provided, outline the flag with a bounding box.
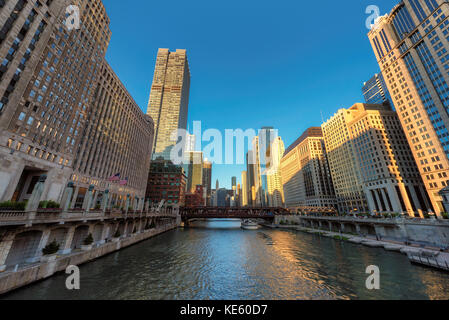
[108,173,120,182]
[119,177,128,186]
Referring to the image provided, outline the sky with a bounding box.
[102,0,398,189]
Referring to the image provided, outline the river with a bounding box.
[2,219,449,300]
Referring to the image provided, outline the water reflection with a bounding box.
[2,220,449,300]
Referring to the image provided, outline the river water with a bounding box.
[2,219,449,300]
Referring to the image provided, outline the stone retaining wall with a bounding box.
[0,222,179,295]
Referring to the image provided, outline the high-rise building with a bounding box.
[362,73,392,106]
[147,49,190,160]
[322,108,369,214]
[145,159,186,206]
[281,127,336,209]
[71,62,154,208]
[202,159,212,205]
[246,151,256,206]
[346,103,429,217]
[266,136,285,207]
[241,171,248,207]
[368,0,449,215]
[0,0,152,207]
[186,133,196,152]
[184,151,203,193]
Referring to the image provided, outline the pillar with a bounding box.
[145,198,150,212]
[98,225,109,245]
[62,182,75,213]
[397,183,414,217]
[25,175,47,212]
[70,186,80,209]
[373,189,383,212]
[133,197,138,211]
[0,234,14,272]
[32,229,51,262]
[92,191,99,210]
[61,226,76,254]
[365,188,378,215]
[125,194,130,214]
[83,185,95,213]
[102,189,110,212]
[386,184,403,214]
[380,188,392,212]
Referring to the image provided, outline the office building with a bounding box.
[368,0,449,215]
[281,127,336,209]
[362,73,392,106]
[202,159,212,205]
[0,0,153,207]
[346,103,429,216]
[145,159,186,206]
[322,108,369,214]
[266,136,285,207]
[146,48,190,160]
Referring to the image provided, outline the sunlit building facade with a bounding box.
[281,127,336,209]
[0,0,153,207]
[347,103,429,216]
[368,0,449,215]
[266,136,285,207]
[322,110,369,214]
[147,49,190,160]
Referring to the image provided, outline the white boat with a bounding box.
[241,219,260,230]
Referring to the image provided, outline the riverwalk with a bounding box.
[268,223,449,272]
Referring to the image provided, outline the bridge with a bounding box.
[180,206,291,222]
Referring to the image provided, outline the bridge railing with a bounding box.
[0,207,180,226]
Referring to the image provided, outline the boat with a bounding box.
[241,219,260,230]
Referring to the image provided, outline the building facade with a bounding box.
[145,158,186,206]
[280,127,336,209]
[241,170,248,207]
[266,136,285,207]
[322,109,369,214]
[147,48,190,160]
[202,159,212,205]
[346,103,429,217]
[0,0,153,208]
[71,62,154,209]
[362,73,393,106]
[368,0,449,215]
[184,151,203,193]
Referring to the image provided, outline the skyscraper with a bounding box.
[362,73,392,106]
[147,49,190,160]
[368,0,449,215]
[241,171,248,207]
[322,108,369,214]
[281,127,336,209]
[0,0,152,207]
[185,151,203,193]
[202,160,212,205]
[266,136,285,207]
[346,104,429,217]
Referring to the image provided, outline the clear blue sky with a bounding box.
[103,0,398,189]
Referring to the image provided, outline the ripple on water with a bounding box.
[2,221,449,300]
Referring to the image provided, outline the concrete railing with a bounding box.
[298,215,449,226]
[0,209,180,226]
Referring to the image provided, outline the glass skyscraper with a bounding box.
[368,0,449,214]
[362,73,393,106]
